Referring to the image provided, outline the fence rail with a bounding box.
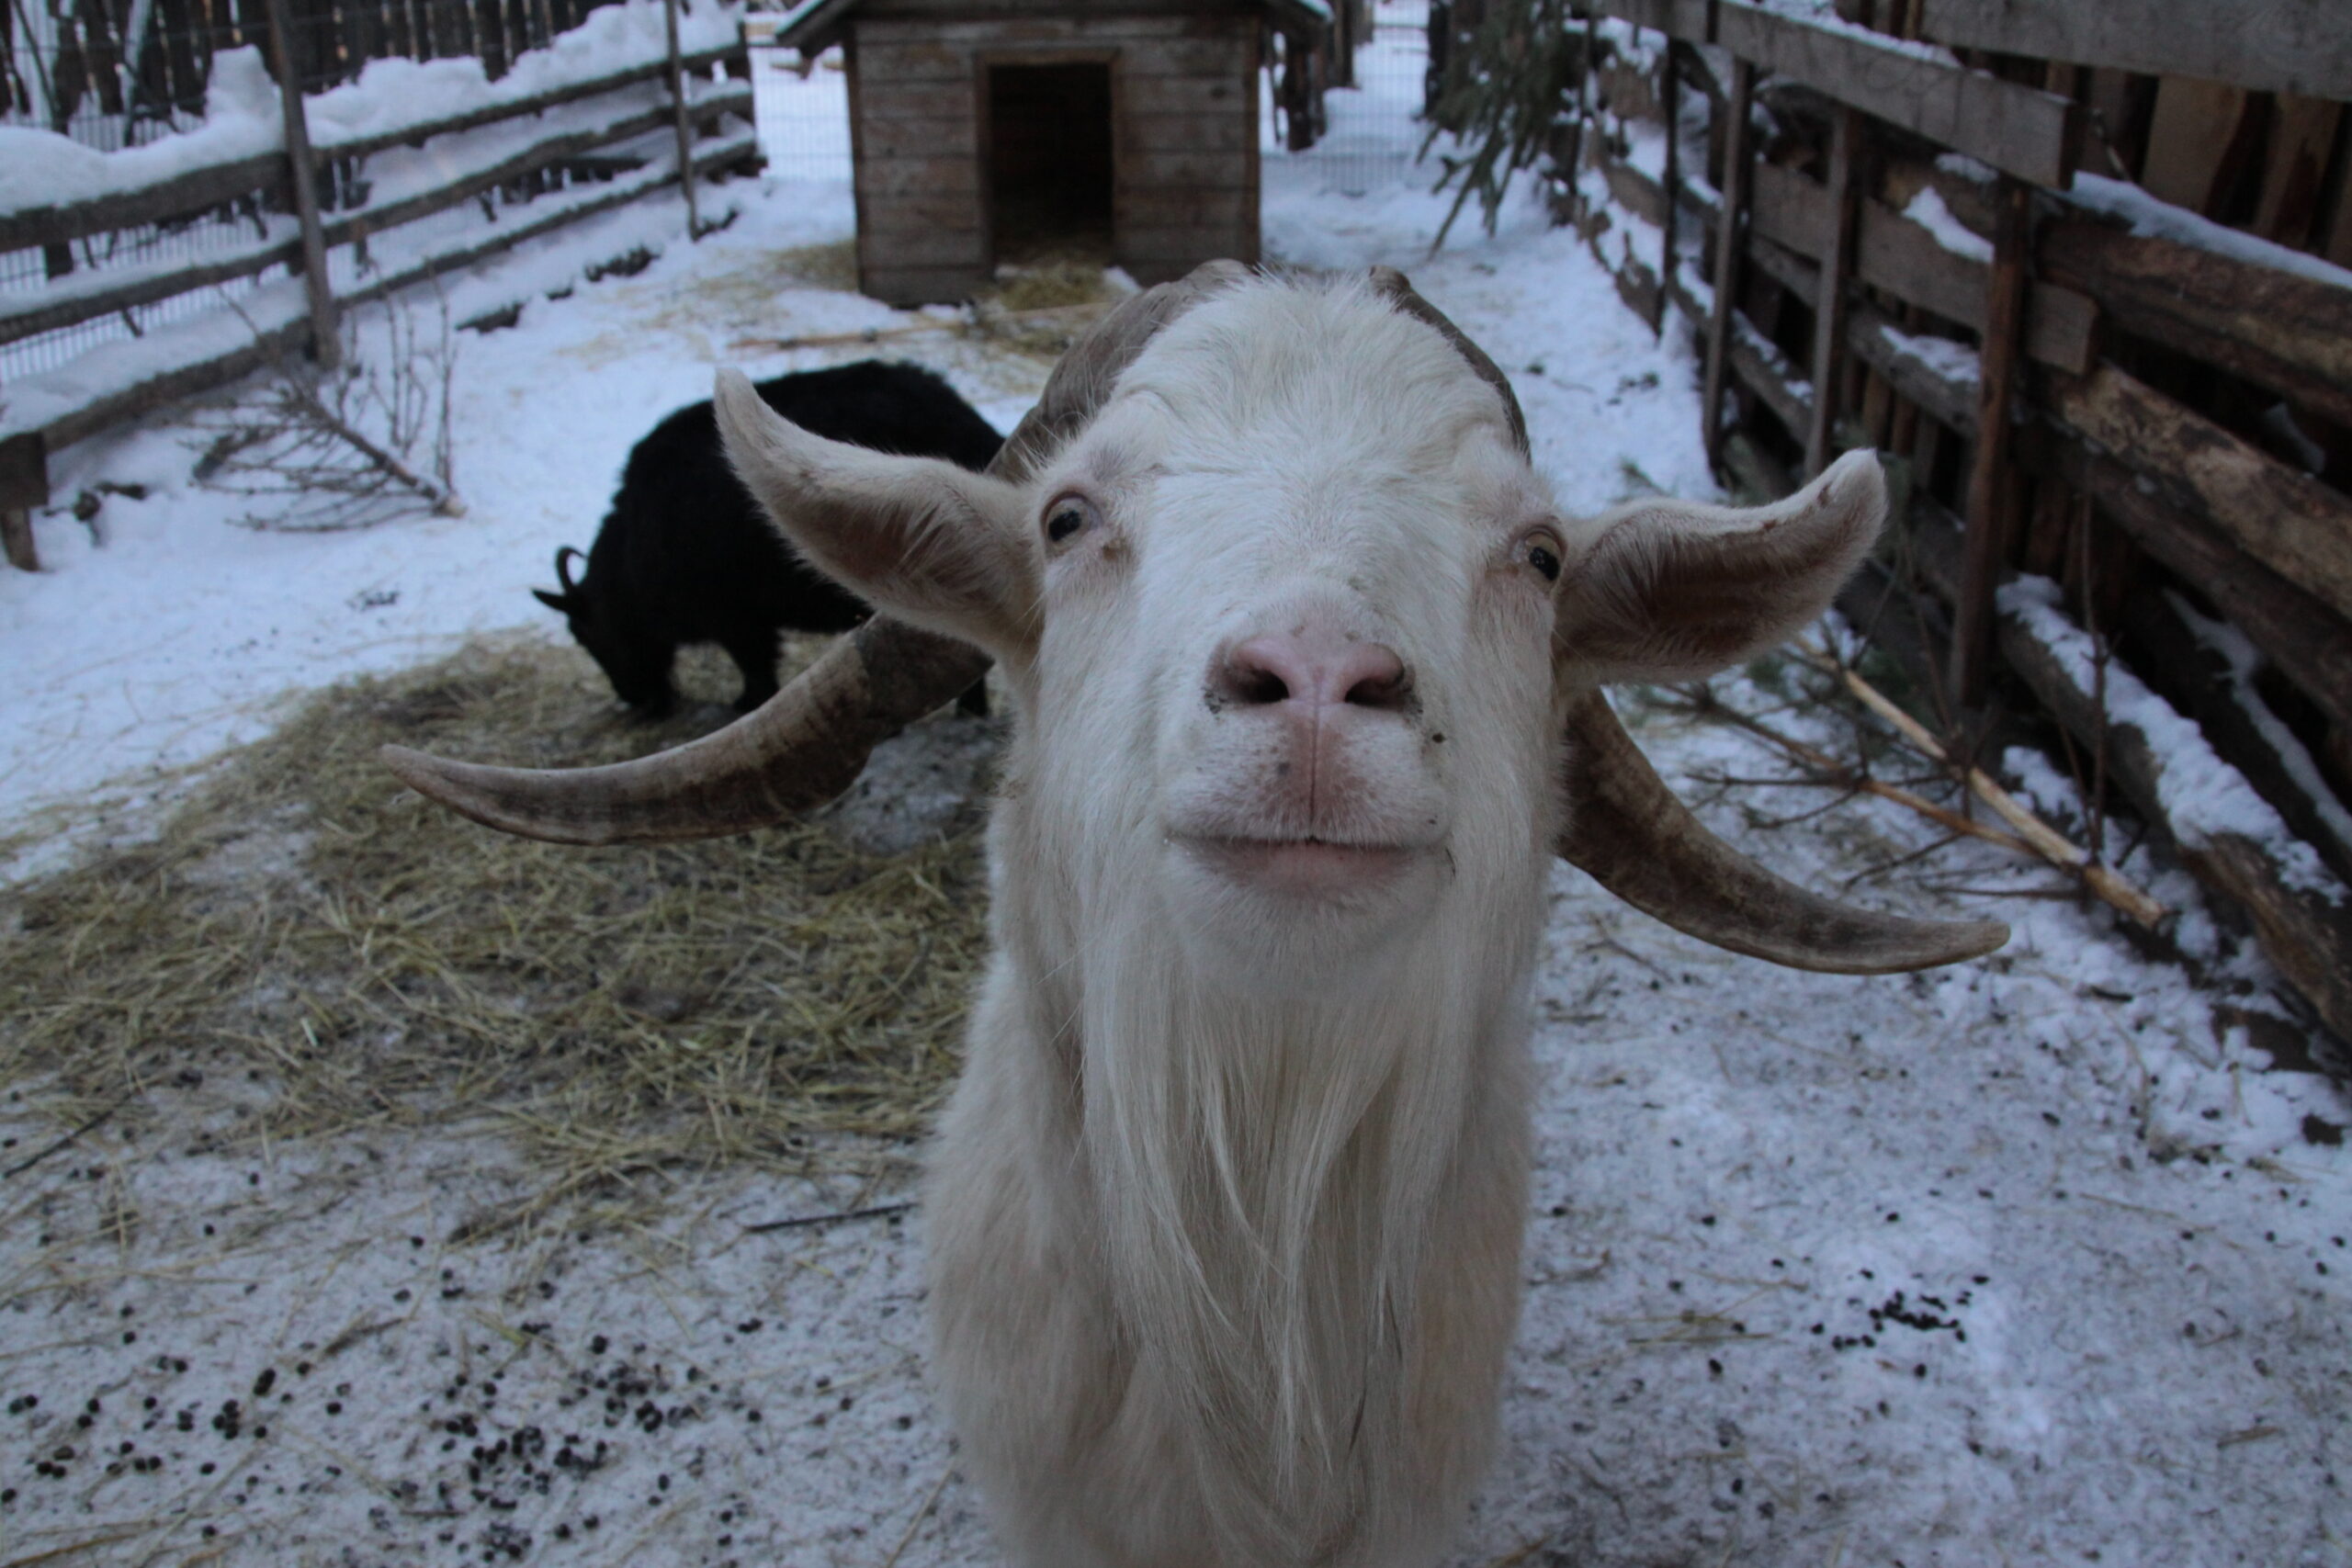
[0,0,757,562]
[4,0,641,140]
[1561,0,2352,1062]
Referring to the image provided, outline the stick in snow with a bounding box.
[1804,642,2169,929]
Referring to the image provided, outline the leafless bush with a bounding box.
[192,292,466,531]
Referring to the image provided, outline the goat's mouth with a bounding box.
[1174,833,1430,899]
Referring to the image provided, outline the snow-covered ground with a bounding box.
[4,17,2349,1568]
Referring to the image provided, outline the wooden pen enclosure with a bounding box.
[775,0,1331,304]
[1546,0,2352,1066]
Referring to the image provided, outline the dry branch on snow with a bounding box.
[188,296,467,531]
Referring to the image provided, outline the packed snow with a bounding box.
[1860,316,1983,389]
[2000,576,2341,900]
[1901,185,1994,265]
[2067,173,2352,293]
[3,15,2348,1568]
[0,47,283,216]
[2165,591,2352,871]
[0,0,744,216]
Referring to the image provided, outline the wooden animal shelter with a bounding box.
[774,0,1334,304]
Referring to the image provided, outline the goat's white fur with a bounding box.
[717,274,1885,1568]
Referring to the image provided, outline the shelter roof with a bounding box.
[769,0,1331,54]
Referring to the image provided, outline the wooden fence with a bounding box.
[1556,0,2352,1062]
[0,0,756,570]
[4,0,640,132]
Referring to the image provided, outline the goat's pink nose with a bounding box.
[1216,630,1411,713]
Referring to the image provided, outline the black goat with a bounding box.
[536,360,1003,716]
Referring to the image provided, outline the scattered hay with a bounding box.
[770,238,861,294]
[560,240,873,367]
[959,260,1127,360]
[984,259,1118,314]
[0,634,991,1188]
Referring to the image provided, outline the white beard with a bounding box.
[925,799,1545,1568]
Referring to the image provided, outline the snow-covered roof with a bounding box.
[773,0,1329,54]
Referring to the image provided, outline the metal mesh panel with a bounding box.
[1,0,632,388]
[748,40,846,185]
[1269,0,1434,197]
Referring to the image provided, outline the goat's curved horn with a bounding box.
[554,546,585,594]
[381,260,1252,844]
[1368,265,1530,457]
[382,619,989,845]
[1556,687,2008,973]
[1371,266,2003,973]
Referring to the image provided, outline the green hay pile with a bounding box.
[0,635,989,1188]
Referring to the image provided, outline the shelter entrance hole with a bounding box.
[987,62,1114,265]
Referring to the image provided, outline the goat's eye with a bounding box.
[1522,531,1564,583]
[1044,495,1100,546]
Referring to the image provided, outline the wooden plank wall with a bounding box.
[1917,0,2352,103]
[850,8,1259,304]
[1561,0,2352,1055]
[847,16,989,304]
[1114,20,1258,283]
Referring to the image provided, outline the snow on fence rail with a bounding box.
[0,0,754,565]
[1547,0,2352,1062]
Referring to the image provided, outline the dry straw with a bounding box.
[0,634,989,1188]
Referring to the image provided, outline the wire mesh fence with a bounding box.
[2,219,285,387]
[0,0,658,389]
[3,0,615,141]
[1267,0,1434,197]
[748,41,846,184]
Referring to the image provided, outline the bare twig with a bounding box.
[4,1529,155,1568]
[726,321,933,355]
[273,369,465,517]
[879,1465,954,1568]
[195,292,465,528]
[3,1095,133,1179]
[1802,645,2167,928]
[1840,829,1967,889]
[743,1200,912,1235]
[1671,686,2037,859]
[1746,785,1868,832]
[2078,513,2111,863]
[725,299,1109,357]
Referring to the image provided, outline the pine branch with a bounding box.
[1421,0,1582,245]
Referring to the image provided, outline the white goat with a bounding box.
[387,263,2004,1568]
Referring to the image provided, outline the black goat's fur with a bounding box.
[537,360,1003,716]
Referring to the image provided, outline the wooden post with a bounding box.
[1951,175,2032,707]
[1804,106,1861,476]
[1282,30,1315,152]
[1575,9,1599,225]
[1329,0,1357,88]
[0,511,34,571]
[2,421,47,571]
[664,0,702,239]
[262,0,340,371]
[1657,39,1679,338]
[1701,57,1754,471]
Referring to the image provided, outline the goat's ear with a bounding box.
[714,369,1039,661]
[532,588,571,612]
[1554,450,1884,683]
